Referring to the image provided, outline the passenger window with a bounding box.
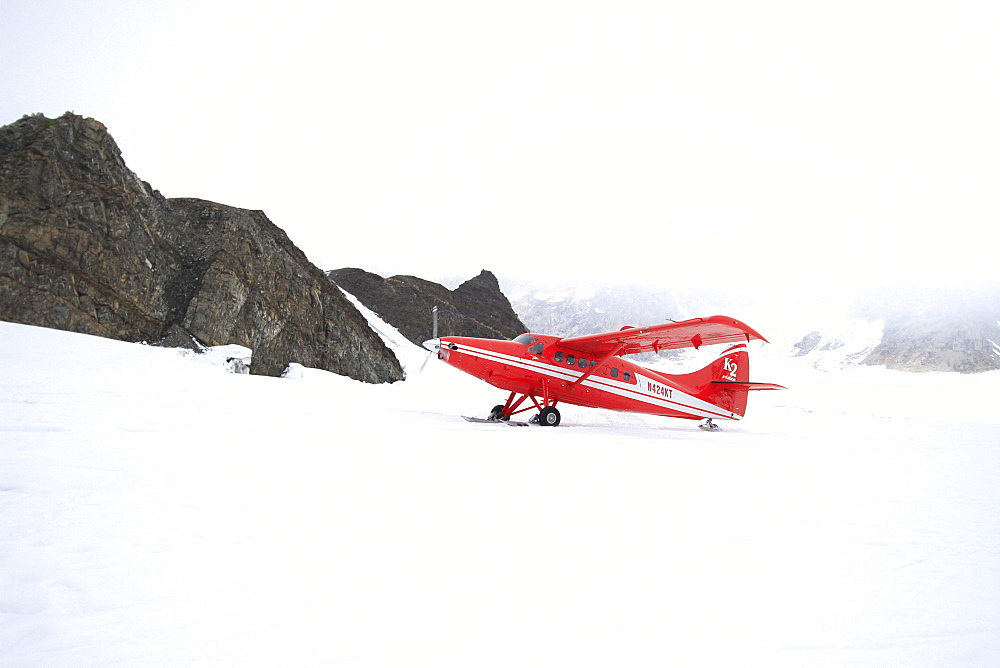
[554,351,563,363]
[610,368,619,378]
[623,372,632,382]
[567,354,576,365]
[578,358,588,368]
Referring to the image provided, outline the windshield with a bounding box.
[513,334,544,354]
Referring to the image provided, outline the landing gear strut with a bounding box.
[489,391,561,426]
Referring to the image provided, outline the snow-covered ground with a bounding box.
[2,315,999,666]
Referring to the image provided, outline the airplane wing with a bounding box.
[557,316,769,356]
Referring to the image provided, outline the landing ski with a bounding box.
[698,419,723,432]
[462,415,530,426]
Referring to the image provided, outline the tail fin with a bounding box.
[678,344,785,418]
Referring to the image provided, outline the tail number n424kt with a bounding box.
[647,381,673,398]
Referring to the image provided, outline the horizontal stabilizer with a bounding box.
[712,381,787,391]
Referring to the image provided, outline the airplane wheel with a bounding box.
[538,407,561,427]
[489,405,509,421]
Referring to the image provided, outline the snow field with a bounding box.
[2,320,999,666]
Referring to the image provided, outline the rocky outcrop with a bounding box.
[854,285,1000,373]
[0,112,403,382]
[328,268,527,345]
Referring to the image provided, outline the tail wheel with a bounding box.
[538,406,561,427]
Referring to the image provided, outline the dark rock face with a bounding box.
[0,112,403,382]
[328,267,527,345]
[854,285,1000,373]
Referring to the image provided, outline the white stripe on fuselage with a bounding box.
[450,342,740,420]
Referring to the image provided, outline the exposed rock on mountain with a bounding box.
[792,331,823,357]
[854,285,1000,373]
[0,112,402,382]
[328,268,527,345]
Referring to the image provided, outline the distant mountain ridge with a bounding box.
[328,268,526,346]
[506,279,1000,373]
[853,284,1000,373]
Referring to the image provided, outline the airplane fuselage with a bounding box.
[437,334,745,422]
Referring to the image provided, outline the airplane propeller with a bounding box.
[419,306,440,372]
[419,338,440,372]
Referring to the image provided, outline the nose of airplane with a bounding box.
[422,337,451,361]
[419,338,445,372]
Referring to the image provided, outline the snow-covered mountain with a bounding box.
[505,279,1000,373]
[854,283,1000,373]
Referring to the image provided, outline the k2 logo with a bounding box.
[723,358,738,375]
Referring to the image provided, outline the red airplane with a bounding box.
[429,316,785,429]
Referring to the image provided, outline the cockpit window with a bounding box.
[513,334,544,354]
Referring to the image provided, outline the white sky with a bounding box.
[3,0,998,293]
